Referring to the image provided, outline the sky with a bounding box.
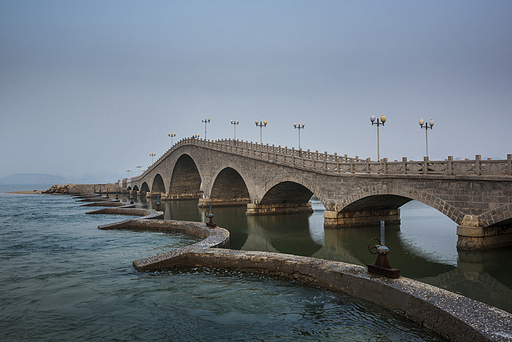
[1,0,511,182]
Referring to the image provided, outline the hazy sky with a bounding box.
[1,1,511,182]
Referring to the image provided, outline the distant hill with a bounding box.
[0,173,67,185]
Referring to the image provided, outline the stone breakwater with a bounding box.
[82,195,512,342]
[45,183,119,194]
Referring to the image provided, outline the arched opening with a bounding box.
[260,181,313,205]
[152,174,166,193]
[247,181,314,215]
[140,182,150,196]
[342,195,412,212]
[169,154,202,199]
[210,167,250,205]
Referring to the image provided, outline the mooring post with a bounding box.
[380,220,385,246]
[367,220,400,278]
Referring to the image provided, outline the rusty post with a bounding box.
[367,221,400,278]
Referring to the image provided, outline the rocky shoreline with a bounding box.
[43,183,119,194]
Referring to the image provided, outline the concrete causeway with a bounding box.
[84,197,512,342]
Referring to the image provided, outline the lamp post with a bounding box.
[370,113,387,161]
[136,165,142,175]
[231,120,239,140]
[149,152,156,164]
[192,134,200,139]
[419,118,434,158]
[255,120,267,144]
[293,122,305,149]
[202,118,210,139]
[168,133,176,146]
[126,169,131,177]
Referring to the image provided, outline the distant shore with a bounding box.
[8,190,44,194]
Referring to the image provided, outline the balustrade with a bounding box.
[135,138,512,179]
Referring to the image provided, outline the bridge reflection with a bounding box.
[130,196,512,314]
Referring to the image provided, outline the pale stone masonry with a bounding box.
[123,138,512,251]
[123,138,512,250]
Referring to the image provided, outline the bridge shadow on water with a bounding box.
[130,195,512,314]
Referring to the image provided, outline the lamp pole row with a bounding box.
[255,120,267,144]
[231,120,239,140]
[168,132,176,146]
[419,118,434,158]
[202,118,210,139]
[370,113,387,161]
[293,122,305,149]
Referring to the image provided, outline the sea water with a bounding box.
[0,189,445,341]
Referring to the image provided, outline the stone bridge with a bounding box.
[123,138,512,251]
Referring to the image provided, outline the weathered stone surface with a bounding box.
[124,139,512,250]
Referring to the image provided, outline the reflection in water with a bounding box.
[139,197,512,314]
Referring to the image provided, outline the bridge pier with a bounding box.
[323,209,401,228]
[457,215,512,250]
[198,197,250,207]
[246,202,313,215]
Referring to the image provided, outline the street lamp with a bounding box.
[370,113,387,161]
[293,122,305,149]
[126,169,131,177]
[202,118,210,139]
[255,120,267,144]
[192,134,200,138]
[168,133,176,146]
[136,165,142,175]
[419,118,434,158]
[231,120,239,140]
[149,152,156,164]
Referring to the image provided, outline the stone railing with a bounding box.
[133,138,512,180]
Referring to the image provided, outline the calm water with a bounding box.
[139,195,512,315]
[0,185,507,341]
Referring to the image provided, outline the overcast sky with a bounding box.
[1,1,511,182]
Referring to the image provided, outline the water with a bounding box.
[0,187,446,341]
[144,195,512,315]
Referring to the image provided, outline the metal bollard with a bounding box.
[367,221,400,278]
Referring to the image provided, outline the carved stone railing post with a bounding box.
[447,156,453,175]
[383,158,387,174]
[475,155,481,176]
[402,157,407,174]
[366,158,370,174]
[508,154,512,176]
[424,156,429,175]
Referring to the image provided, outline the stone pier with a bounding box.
[323,209,401,228]
[246,202,313,215]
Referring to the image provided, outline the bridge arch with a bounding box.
[210,167,250,205]
[140,182,150,194]
[246,178,316,215]
[152,174,166,193]
[335,187,466,226]
[132,185,140,192]
[261,181,314,205]
[168,153,202,199]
